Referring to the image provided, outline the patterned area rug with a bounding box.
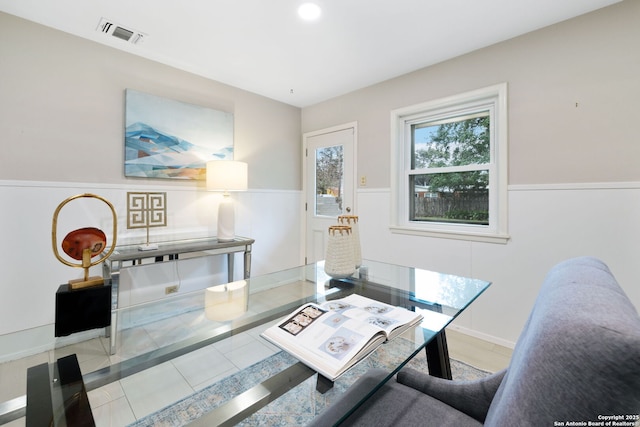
[129,343,491,427]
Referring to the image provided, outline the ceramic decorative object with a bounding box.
[338,215,361,268]
[324,225,356,279]
[205,280,249,322]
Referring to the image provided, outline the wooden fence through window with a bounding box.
[413,193,488,219]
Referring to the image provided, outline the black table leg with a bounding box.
[26,354,95,427]
[26,363,52,427]
[316,374,334,393]
[425,330,452,380]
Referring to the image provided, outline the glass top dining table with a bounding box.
[53,259,491,426]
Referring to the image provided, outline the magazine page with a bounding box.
[261,302,386,380]
[327,294,423,339]
[261,294,423,380]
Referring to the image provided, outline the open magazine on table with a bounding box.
[260,294,423,381]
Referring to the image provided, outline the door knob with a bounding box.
[346,207,351,213]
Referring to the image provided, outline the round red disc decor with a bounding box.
[62,227,107,260]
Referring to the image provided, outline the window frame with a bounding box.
[390,83,509,244]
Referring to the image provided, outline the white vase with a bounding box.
[338,215,362,268]
[324,225,356,279]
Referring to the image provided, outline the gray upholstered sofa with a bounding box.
[309,257,640,426]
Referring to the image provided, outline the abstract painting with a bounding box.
[125,89,234,180]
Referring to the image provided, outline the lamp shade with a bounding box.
[206,161,248,192]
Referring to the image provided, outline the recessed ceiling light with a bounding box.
[298,3,321,21]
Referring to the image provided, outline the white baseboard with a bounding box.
[447,324,516,349]
[0,327,103,364]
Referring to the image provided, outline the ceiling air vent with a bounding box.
[96,18,146,45]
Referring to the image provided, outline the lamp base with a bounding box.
[217,194,236,241]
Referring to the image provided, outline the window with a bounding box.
[391,84,509,243]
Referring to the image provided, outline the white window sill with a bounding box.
[389,225,510,244]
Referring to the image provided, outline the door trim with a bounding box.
[301,122,358,265]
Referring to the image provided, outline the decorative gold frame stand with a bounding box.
[52,193,118,290]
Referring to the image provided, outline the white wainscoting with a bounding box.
[356,183,640,347]
[0,180,302,361]
[3,179,639,360]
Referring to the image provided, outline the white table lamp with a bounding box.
[206,160,248,242]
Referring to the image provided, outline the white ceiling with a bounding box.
[0,0,622,107]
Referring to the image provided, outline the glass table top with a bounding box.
[32,259,491,426]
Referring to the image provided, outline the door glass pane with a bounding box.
[315,145,343,216]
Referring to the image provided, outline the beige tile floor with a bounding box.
[95,322,283,425]
[446,328,512,373]
[0,323,512,427]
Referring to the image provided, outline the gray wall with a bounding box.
[0,12,302,190]
[302,0,640,188]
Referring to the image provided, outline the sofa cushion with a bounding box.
[485,257,640,425]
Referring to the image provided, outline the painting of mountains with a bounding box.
[125,89,234,180]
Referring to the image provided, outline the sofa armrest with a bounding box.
[397,367,506,423]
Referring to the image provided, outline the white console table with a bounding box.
[102,236,254,354]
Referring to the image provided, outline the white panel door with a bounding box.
[303,123,356,264]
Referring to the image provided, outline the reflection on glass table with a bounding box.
[27,259,490,427]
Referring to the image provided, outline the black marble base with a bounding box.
[55,283,111,337]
